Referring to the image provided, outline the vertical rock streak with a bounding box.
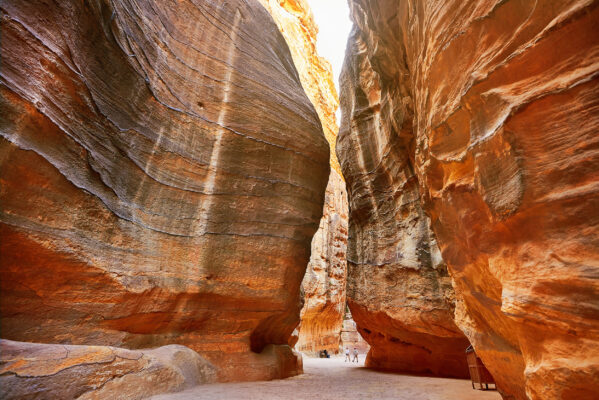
[196,9,241,239]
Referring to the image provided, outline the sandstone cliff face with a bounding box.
[338,1,599,399]
[337,2,471,378]
[0,339,216,400]
[258,0,349,355]
[296,170,348,354]
[0,0,329,383]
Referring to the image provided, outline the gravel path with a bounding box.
[151,356,502,399]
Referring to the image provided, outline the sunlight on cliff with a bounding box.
[305,0,352,118]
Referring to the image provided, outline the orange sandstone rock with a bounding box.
[338,0,599,398]
[296,170,348,354]
[257,0,341,176]
[0,339,216,400]
[0,0,328,383]
[337,1,470,377]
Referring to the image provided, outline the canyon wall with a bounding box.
[297,170,348,354]
[0,0,330,384]
[338,0,599,399]
[337,2,470,377]
[258,0,349,355]
[258,0,341,177]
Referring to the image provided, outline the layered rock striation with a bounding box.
[337,1,470,378]
[338,0,599,398]
[0,0,329,383]
[258,0,349,355]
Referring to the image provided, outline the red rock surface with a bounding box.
[337,0,471,377]
[338,0,599,398]
[296,170,348,354]
[0,339,216,400]
[0,0,329,383]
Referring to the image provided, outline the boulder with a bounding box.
[0,339,216,400]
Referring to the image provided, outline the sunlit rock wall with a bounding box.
[258,0,349,355]
[0,0,330,383]
[338,0,599,398]
[258,0,341,176]
[297,170,348,354]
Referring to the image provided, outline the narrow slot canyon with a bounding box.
[0,1,597,400]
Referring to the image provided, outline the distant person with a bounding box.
[352,347,359,363]
[344,347,350,362]
[323,349,330,358]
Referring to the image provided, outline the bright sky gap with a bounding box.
[305,0,352,96]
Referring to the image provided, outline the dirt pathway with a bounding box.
[151,356,502,399]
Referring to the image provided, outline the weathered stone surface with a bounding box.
[337,1,470,378]
[0,0,329,382]
[0,339,216,400]
[338,0,599,398]
[296,170,348,354]
[258,0,349,356]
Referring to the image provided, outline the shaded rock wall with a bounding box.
[0,339,216,400]
[338,0,599,398]
[258,0,349,355]
[0,0,329,383]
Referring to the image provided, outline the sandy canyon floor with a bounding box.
[151,356,502,400]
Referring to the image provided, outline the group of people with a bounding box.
[344,347,359,363]
[319,349,331,358]
[316,347,360,362]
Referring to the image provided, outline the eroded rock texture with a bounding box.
[338,0,599,398]
[0,0,329,383]
[337,2,470,378]
[258,0,349,355]
[0,339,216,400]
[296,170,348,354]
